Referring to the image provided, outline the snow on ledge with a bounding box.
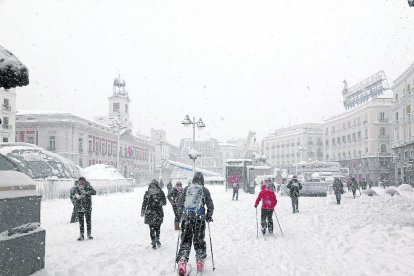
[0,171,35,187]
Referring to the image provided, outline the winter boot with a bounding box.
[151,241,156,249]
[178,259,187,276]
[87,233,93,240]
[77,234,84,241]
[156,238,161,247]
[262,228,266,235]
[196,259,204,271]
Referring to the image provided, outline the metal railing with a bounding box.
[2,104,11,111]
[35,178,135,200]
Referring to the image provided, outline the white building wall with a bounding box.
[0,88,16,142]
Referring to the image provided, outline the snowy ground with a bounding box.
[34,185,414,276]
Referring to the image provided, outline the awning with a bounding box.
[0,45,29,89]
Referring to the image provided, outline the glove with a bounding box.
[141,212,144,217]
[254,205,257,208]
[205,216,213,222]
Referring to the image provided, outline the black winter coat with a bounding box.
[333,179,344,195]
[74,181,96,212]
[287,179,302,197]
[141,189,167,225]
[168,188,183,208]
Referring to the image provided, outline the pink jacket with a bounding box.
[255,184,277,210]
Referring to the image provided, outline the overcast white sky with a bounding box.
[1,0,414,145]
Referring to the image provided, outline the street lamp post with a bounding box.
[181,115,206,176]
[296,145,305,175]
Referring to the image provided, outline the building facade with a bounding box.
[392,61,414,185]
[151,128,179,180]
[0,87,16,142]
[324,93,394,185]
[262,123,324,168]
[14,76,156,182]
[15,112,155,182]
[178,138,223,174]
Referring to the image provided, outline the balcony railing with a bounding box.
[2,104,11,111]
[1,124,12,131]
[378,118,389,123]
[378,134,390,140]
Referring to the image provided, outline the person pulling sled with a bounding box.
[176,172,214,275]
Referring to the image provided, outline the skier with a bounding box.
[74,177,96,240]
[176,172,214,275]
[332,177,344,204]
[141,179,167,249]
[232,177,240,201]
[254,184,277,236]
[167,180,173,196]
[350,177,359,198]
[168,182,184,230]
[287,176,302,213]
[69,180,79,223]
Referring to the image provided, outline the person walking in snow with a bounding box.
[232,178,240,201]
[141,179,167,249]
[167,180,173,196]
[287,175,302,213]
[350,177,359,198]
[176,172,214,275]
[266,178,276,192]
[332,177,344,204]
[69,180,79,223]
[74,177,96,240]
[254,184,277,235]
[168,182,184,230]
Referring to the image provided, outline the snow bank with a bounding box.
[398,184,413,192]
[82,164,125,180]
[385,188,400,196]
[362,189,378,196]
[0,171,35,187]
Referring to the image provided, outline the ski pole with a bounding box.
[207,222,216,271]
[174,226,181,271]
[273,210,284,238]
[255,207,259,238]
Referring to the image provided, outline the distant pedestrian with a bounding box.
[332,177,344,204]
[141,179,167,249]
[232,180,240,201]
[287,176,302,213]
[159,179,165,189]
[69,180,79,223]
[167,181,173,196]
[167,182,184,230]
[351,177,359,198]
[254,184,277,235]
[74,177,96,240]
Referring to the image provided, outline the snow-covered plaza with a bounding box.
[34,185,414,276]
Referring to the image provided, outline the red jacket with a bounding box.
[255,185,277,210]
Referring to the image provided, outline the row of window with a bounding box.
[326,144,387,159]
[326,113,387,134]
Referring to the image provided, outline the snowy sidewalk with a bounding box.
[34,186,414,276]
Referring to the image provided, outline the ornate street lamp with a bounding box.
[182,115,206,176]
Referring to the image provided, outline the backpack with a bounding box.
[184,184,205,218]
